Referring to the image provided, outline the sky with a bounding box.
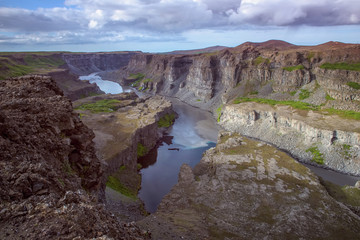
[0,0,360,52]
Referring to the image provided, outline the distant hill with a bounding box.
[164,45,228,55]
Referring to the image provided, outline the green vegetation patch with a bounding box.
[254,56,270,65]
[324,108,360,120]
[137,143,148,158]
[307,52,315,61]
[75,99,121,113]
[283,65,305,72]
[299,89,311,100]
[347,81,360,90]
[158,113,176,128]
[342,144,352,159]
[320,62,360,72]
[0,54,65,80]
[233,97,360,121]
[106,175,137,200]
[306,146,324,165]
[233,97,319,111]
[216,105,223,122]
[128,73,145,87]
[24,55,65,68]
[325,94,335,101]
[321,179,360,207]
[289,91,297,96]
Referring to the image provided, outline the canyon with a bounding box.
[1,40,360,239]
[100,41,360,175]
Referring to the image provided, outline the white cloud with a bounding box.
[0,0,360,50]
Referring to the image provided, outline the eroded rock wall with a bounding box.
[63,52,138,75]
[220,102,360,175]
[119,42,360,110]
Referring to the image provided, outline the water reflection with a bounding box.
[138,100,219,213]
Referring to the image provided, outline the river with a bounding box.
[138,99,219,213]
[80,72,360,213]
[79,72,132,94]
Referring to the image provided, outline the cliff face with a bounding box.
[63,52,139,75]
[220,102,360,175]
[139,132,360,239]
[0,76,148,239]
[73,92,176,221]
[119,41,360,110]
[47,69,104,101]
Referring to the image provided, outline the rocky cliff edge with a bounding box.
[0,76,149,239]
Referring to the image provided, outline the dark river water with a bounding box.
[81,72,360,213]
[138,99,219,213]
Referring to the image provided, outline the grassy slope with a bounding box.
[0,52,65,80]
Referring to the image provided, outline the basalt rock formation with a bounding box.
[0,76,149,239]
[117,40,360,110]
[48,69,104,101]
[139,132,360,239]
[220,102,360,175]
[63,52,140,75]
[73,92,176,222]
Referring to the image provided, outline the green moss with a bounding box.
[320,62,360,72]
[283,65,305,72]
[299,89,311,100]
[137,143,148,158]
[58,178,65,187]
[196,99,201,102]
[307,52,315,61]
[137,163,142,170]
[249,91,259,95]
[128,73,145,87]
[75,99,121,113]
[254,56,270,65]
[106,176,137,200]
[216,105,223,122]
[63,160,75,175]
[347,81,360,90]
[143,78,152,83]
[325,94,335,101]
[158,113,176,128]
[342,144,351,159]
[306,146,324,165]
[289,91,297,96]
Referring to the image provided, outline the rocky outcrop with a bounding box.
[63,52,139,75]
[139,132,360,239]
[73,93,175,173]
[219,102,360,175]
[0,76,149,239]
[73,92,176,222]
[47,69,104,101]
